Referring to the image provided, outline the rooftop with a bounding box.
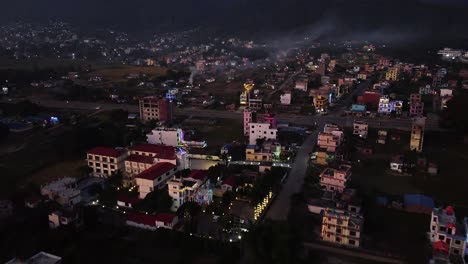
[6,251,62,264]
[135,162,176,181]
[87,146,125,158]
[129,144,176,159]
[125,154,155,164]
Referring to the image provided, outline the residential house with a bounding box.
[146,127,184,147]
[126,212,178,230]
[5,252,62,264]
[248,123,278,145]
[41,177,81,207]
[319,164,352,193]
[409,93,424,117]
[321,208,364,248]
[353,121,368,139]
[410,117,426,152]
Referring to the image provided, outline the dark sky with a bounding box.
[1,0,468,43]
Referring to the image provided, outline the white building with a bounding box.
[353,121,368,139]
[295,79,308,92]
[41,177,81,207]
[280,91,292,105]
[135,162,177,199]
[319,164,352,193]
[167,170,212,212]
[6,252,62,264]
[146,127,183,147]
[429,206,467,262]
[248,123,278,145]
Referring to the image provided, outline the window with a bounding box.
[439,226,446,232]
[349,240,355,245]
[149,187,153,192]
[336,237,341,242]
[438,235,445,241]
[350,231,356,237]
[336,228,342,234]
[173,186,177,189]
[432,226,436,231]
[455,240,461,245]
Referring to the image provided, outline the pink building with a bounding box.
[317,133,341,153]
[409,93,424,117]
[319,164,352,193]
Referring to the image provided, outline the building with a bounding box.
[6,252,62,264]
[126,212,178,230]
[48,209,80,229]
[195,60,206,73]
[248,97,263,110]
[319,164,352,193]
[280,91,292,105]
[87,147,127,177]
[378,96,403,116]
[313,95,328,113]
[146,127,184,147]
[353,121,368,139]
[124,154,156,177]
[385,67,399,81]
[321,208,364,247]
[377,130,387,144]
[295,79,308,92]
[243,108,257,136]
[429,206,467,262]
[357,91,381,110]
[128,144,178,166]
[410,117,426,152]
[139,96,173,122]
[245,140,282,162]
[135,162,177,199]
[41,177,81,207]
[248,123,278,145]
[409,93,424,117]
[167,170,212,212]
[317,133,341,153]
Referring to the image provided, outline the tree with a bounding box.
[303,169,322,199]
[222,191,235,207]
[0,123,10,141]
[444,90,468,134]
[138,189,173,213]
[207,165,223,184]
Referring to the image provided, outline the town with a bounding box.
[1,19,468,264]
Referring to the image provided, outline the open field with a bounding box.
[89,65,167,82]
[27,159,86,186]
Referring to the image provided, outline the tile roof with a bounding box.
[129,144,176,160]
[222,176,236,187]
[117,195,141,205]
[135,162,176,181]
[125,154,155,164]
[87,146,125,158]
[186,170,208,181]
[154,213,177,224]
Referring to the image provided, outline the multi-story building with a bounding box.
[248,123,278,145]
[139,96,173,123]
[135,162,177,199]
[243,108,257,136]
[280,91,292,105]
[319,164,352,193]
[321,208,364,247]
[245,140,282,162]
[409,93,424,117]
[87,147,127,177]
[378,96,403,116]
[313,95,328,113]
[167,170,212,212]
[249,97,263,110]
[128,143,176,165]
[124,154,156,177]
[146,127,184,147]
[353,121,368,139]
[385,67,399,81]
[410,117,426,152]
[317,133,340,153]
[429,206,467,262]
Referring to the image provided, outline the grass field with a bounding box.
[27,159,86,186]
[89,65,167,83]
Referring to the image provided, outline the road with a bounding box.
[25,97,440,131]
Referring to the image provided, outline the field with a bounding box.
[26,159,86,186]
[89,65,168,83]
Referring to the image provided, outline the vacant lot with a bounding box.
[89,65,167,83]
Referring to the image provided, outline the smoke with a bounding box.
[189,66,196,85]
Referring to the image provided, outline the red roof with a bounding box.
[125,154,155,164]
[433,240,449,253]
[135,162,176,180]
[154,213,177,224]
[186,170,208,181]
[222,176,236,187]
[129,144,176,160]
[87,146,125,158]
[127,212,158,226]
[117,195,141,205]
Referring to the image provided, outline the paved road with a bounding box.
[25,97,440,131]
[304,242,405,264]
